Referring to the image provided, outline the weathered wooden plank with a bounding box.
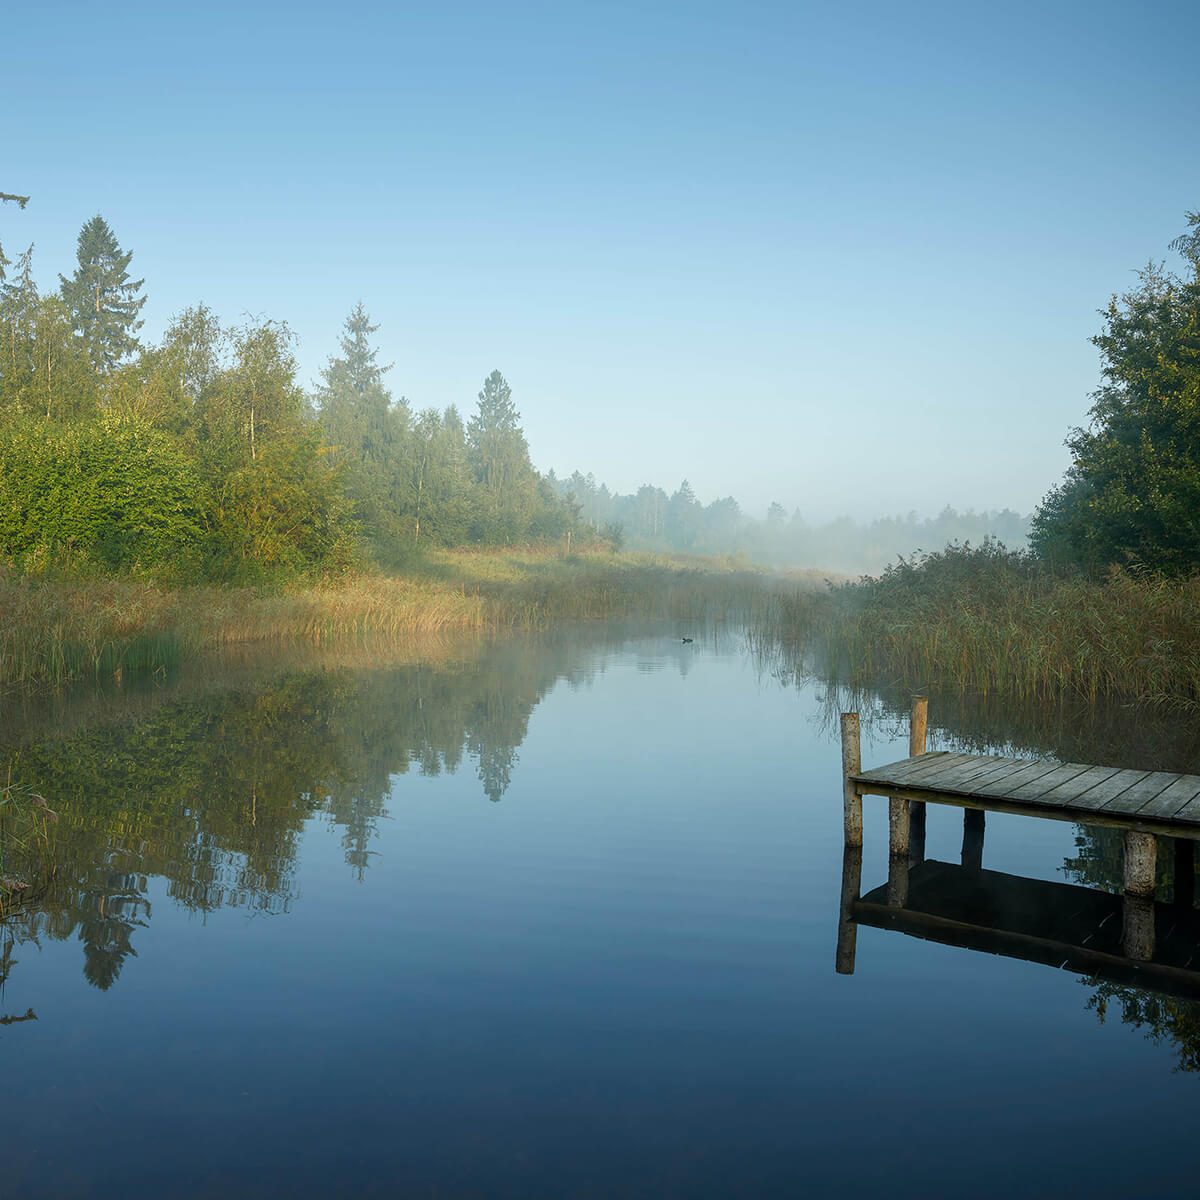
[1135,774,1200,820]
[950,757,1050,796]
[1173,794,1200,826]
[1057,768,1150,812]
[1036,764,1124,808]
[1096,771,1178,815]
[854,751,960,785]
[904,754,1022,793]
[854,756,982,795]
[967,758,1061,797]
[1005,762,1093,804]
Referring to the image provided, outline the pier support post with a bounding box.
[1175,838,1195,909]
[841,713,862,848]
[887,853,909,910]
[1123,830,1157,898]
[908,696,928,863]
[889,797,910,859]
[962,809,985,872]
[909,695,928,758]
[836,845,862,975]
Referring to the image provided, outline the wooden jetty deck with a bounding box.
[854,749,1200,840]
[837,698,1199,968]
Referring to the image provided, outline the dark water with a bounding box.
[2,624,1198,1198]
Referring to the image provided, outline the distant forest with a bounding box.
[548,472,1030,573]
[0,204,1028,580]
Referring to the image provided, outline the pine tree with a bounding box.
[466,370,539,542]
[315,304,408,556]
[59,215,147,371]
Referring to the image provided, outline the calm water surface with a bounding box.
[2,624,1197,1197]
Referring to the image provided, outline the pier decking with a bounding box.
[854,750,1200,839]
[837,698,1199,969]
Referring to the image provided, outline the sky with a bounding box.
[5,0,1199,521]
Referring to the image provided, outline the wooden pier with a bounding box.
[837,698,1199,977]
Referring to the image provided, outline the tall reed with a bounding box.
[768,542,1200,709]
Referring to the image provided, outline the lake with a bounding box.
[2,621,1197,1197]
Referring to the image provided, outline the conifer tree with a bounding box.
[59,215,146,371]
[315,304,409,556]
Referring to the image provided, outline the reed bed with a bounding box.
[767,543,1200,709]
[0,549,776,693]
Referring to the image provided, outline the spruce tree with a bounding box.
[59,214,146,371]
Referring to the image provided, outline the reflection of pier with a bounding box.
[837,851,1200,999]
[836,699,1199,985]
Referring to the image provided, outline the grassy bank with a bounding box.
[768,542,1200,709]
[0,548,797,693]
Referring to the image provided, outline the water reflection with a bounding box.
[0,626,701,996]
[837,812,1200,1071]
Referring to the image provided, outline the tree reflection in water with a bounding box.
[2,627,701,993]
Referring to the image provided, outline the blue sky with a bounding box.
[5,0,1199,519]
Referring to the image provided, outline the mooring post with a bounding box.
[962,809,985,871]
[841,713,862,848]
[1123,830,1157,898]
[1175,837,1195,909]
[908,696,928,863]
[836,845,863,975]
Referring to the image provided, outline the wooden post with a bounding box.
[836,845,862,975]
[889,795,910,858]
[841,713,862,848]
[1123,830,1157,898]
[962,809,985,871]
[887,853,909,909]
[1175,838,1195,909]
[1123,894,1156,961]
[908,696,928,856]
[909,695,928,758]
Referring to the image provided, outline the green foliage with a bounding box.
[0,414,203,570]
[1032,212,1200,573]
[467,369,540,542]
[58,215,146,371]
[315,304,410,557]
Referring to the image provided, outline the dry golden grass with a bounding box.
[0,548,780,692]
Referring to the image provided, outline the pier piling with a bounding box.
[841,713,862,848]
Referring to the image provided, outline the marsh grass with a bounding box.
[0,549,781,692]
[766,541,1200,709]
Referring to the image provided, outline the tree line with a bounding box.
[4,202,1192,581]
[548,471,1030,573]
[0,214,577,580]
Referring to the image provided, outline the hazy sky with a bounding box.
[6,1,1199,520]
